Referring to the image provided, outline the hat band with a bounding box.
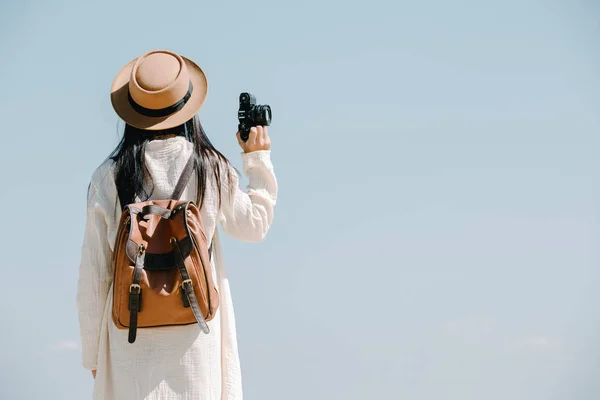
[128,82,194,118]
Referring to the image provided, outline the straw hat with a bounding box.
[110,50,208,130]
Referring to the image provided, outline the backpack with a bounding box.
[111,155,219,343]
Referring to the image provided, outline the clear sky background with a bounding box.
[0,0,599,399]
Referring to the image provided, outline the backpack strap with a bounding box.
[171,237,210,334]
[128,245,146,344]
[171,154,196,200]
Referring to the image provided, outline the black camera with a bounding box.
[237,92,272,142]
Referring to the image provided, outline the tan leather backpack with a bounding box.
[111,156,219,343]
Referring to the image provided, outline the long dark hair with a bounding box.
[108,115,232,209]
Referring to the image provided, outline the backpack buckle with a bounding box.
[181,279,192,288]
[128,284,142,312]
[129,284,141,294]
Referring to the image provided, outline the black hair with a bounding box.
[108,115,233,209]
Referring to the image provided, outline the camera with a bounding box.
[237,92,272,142]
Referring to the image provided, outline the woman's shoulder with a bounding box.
[87,159,119,212]
[89,158,116,191]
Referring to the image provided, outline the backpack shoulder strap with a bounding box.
[171,154,196,200]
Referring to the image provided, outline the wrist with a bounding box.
[241,150,273,173]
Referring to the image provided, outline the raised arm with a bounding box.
[219,127,278,242]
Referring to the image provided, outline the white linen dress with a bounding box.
[76,136,278,399]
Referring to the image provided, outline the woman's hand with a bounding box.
[237,126,271,153]
[92,370,97,379]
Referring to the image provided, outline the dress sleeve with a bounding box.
[219,150,278,243]
[76,182,113,370]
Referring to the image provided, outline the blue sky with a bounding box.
[0,0,599,399]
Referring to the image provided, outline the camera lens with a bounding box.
[253,105,272,126]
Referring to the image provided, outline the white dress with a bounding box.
[76,136,278,400]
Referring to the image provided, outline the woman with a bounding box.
[76,50,278,399]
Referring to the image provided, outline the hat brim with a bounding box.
[110,56,208,131]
